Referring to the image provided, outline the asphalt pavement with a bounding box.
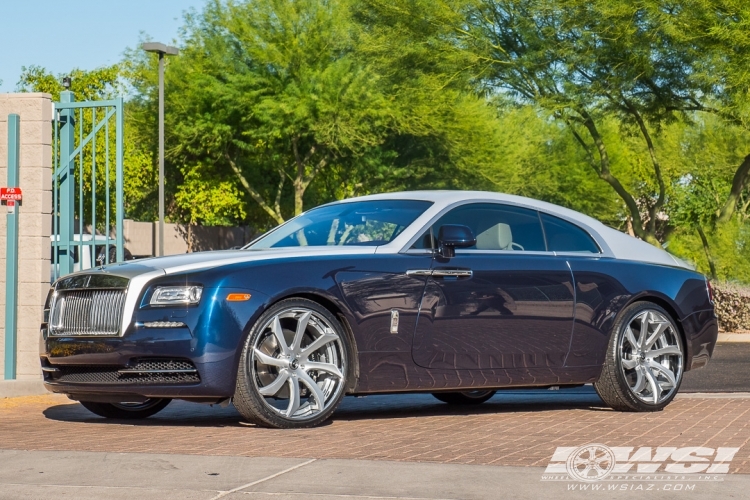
[681,342,750,392]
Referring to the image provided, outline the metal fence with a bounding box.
[51,91,124,281]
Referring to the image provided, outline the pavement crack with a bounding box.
[209,459,317,500]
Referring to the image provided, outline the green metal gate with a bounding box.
[52,90,124,281]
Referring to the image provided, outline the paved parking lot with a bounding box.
[3,345,750,498]
[2,387,750,472]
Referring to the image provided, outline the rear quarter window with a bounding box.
[541,213,600,253]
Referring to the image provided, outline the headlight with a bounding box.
[150,286,203,305]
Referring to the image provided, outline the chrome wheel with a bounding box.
[618,309,683,405]
[250,307,346,421]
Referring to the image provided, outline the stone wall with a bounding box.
[0,93,53,380]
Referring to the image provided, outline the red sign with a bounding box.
[0,187,22,201]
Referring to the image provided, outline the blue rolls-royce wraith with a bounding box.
[40,191,718,428]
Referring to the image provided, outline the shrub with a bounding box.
[713,282,750,332]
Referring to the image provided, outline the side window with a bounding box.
[412,203,547,252]
[541,213,600,253]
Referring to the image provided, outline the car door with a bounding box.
[411,203,576,370]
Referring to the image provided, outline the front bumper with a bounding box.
[40,285,268,401]
[41,327,238,400]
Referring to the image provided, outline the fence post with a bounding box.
[3,115,20,379]
[58,91,75,276]
[115,97,124,262]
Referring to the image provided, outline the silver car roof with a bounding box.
[342,190,691,270]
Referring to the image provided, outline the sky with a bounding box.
[0,0,207,93]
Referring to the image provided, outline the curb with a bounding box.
[0,379,48,398]
[718,333,750,343]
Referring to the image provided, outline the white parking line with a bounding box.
[209,459,317,500]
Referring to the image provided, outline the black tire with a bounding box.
[594,301,684,412]
[432,390,496,405]
[234,298,353,429]
[79,398,171,419]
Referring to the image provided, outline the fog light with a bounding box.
[142,321,187,328]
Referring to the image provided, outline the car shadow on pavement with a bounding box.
[41,387,608,427]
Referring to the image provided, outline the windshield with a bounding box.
[249,200,433,249]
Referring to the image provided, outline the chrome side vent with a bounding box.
[49,289,126,336]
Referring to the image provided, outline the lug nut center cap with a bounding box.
[290,359,299,370]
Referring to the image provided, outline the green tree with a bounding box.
[123,0,508,229]
[654,0,750,225]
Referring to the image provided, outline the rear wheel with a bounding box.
[594,302,684,412]
[79,398,171,419]
[432,390,496,405]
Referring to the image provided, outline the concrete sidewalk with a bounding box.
[0,450,748,500]
[0,379,45,398]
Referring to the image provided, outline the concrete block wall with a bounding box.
[0,93,52,380]
[121,220,255,257]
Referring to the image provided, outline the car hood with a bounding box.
[96,246,379,278]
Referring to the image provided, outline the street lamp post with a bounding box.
[142,42,179,257]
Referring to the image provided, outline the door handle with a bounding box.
[432,269,473,278]
[406,269,432,276]
[406,269,473,278]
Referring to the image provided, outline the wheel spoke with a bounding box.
[646,346,681,358]
[301,332,339,359]
[626,327,639,350]
[258,370,290,396]
[305,361,343,379]
[286,377,301,417]
[647,360,677,388]
[271,316,290,356]
[639,312,650,349]
[644,322,668,350]
[254,348,287,368]
[291,311,312,354]
[621,357,637,370]
[644,366,661,404]
[298,370,326,411]
[632,366,646,393]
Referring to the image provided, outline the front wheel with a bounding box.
[432,390,496,405]
[79,398,171,419]
[594,302,684,412]
[234,298,351,429]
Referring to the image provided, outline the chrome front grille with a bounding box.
[49,289,126,336]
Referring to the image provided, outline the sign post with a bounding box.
[4,114,20,379]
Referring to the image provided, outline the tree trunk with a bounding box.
[293,179,304,216]
[717,153,750,224]
[570,110,661,246]
[696,225,717,280]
